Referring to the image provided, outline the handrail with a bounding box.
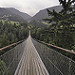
[0,40,24,51]
[38,40,75,55]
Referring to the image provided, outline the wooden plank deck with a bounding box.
[14,35,49,75]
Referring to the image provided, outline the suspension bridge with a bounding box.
[0,32,75,75]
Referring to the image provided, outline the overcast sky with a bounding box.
[0,0,59,16]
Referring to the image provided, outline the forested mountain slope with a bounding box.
[30,6,62,21]
[0,8,31,22]
[7,8,31,21]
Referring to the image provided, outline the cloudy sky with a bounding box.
[0,0,59,16]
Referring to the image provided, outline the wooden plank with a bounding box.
[14,36,49,75]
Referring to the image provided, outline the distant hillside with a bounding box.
[7,8,31,21]
[0,8,31,22]
[30,6,62,21]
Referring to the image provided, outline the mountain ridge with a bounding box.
[0,7,31,22]
[30,5,62,21]
[0,6,63,22]
[6,8,31,21]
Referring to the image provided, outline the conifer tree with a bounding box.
[44,0,75,49]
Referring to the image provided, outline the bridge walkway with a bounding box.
[14,35,49,75]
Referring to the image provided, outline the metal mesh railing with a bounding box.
[0,40,26,75]
[0,36,75,75]
[32,38,75,75]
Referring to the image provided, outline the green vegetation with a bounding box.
[42,21,51,25]
[0,20,29,55]
[29,20,47,28]
[0,20,19,25]
[0,59,7,75]
[31,0,75,51]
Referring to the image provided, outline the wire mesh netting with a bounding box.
[32,38,75,75]
[0,41,26,75]
[0,37,75,75]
